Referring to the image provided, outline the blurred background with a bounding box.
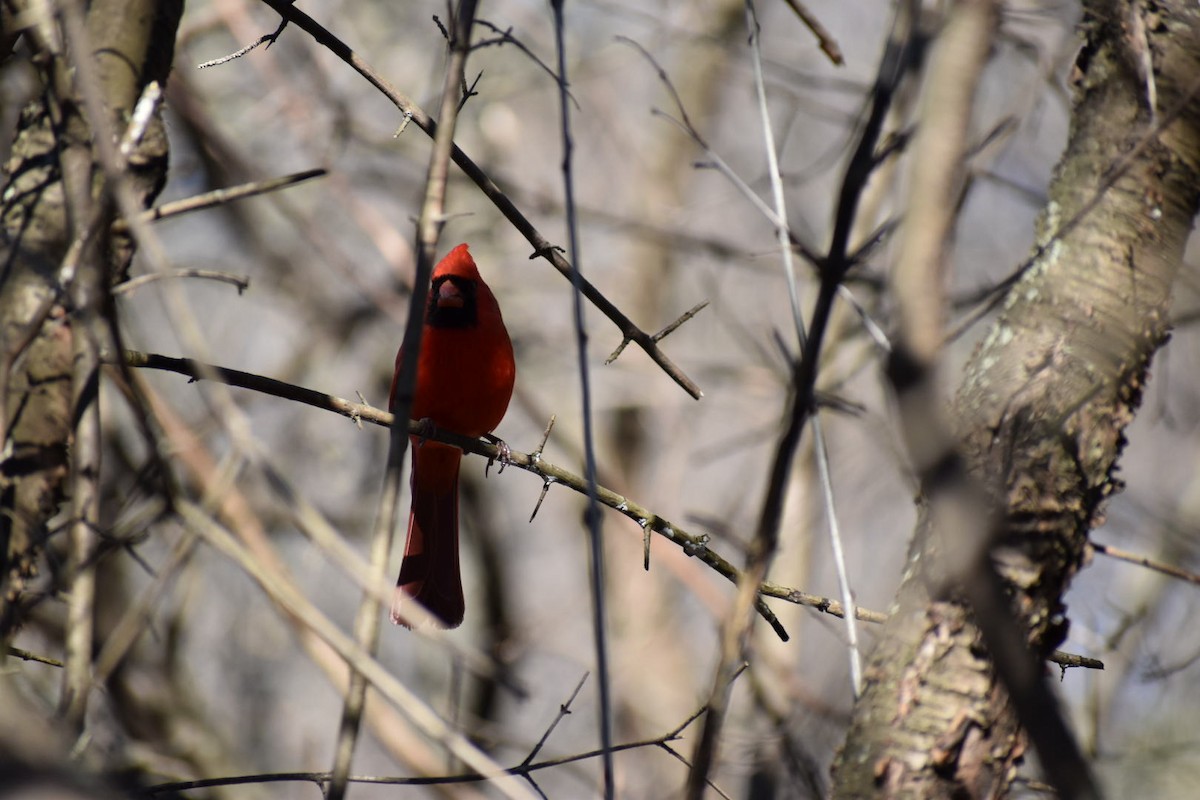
[4,0,1200,797]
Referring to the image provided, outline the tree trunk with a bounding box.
[0,0,183,638]
[831,0,1200,796]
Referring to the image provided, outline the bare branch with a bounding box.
[115,169,327,230]
[112,269,250,296]
[1091,541,1200,587]
[782,0,845,66]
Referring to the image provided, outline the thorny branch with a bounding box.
[126,347,1123,672]
[124,349,787,639]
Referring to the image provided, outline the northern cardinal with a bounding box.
[389,243,515,628]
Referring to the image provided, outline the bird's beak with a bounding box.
[436,280,466,309]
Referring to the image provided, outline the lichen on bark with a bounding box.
[832,1,1200,797]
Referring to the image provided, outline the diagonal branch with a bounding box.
[253,0,703,399]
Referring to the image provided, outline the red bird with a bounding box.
[389,244,515,628]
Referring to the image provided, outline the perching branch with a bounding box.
[122,350,1109,673]
[117,345,1124,669]
[123,348,785,639]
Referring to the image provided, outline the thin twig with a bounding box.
[6,646,65,667]
[654,301,709,342]
[112,269,250,296]
[1091,541,1200,587]
[758,581,1101,671]
[614,37,822,269]
[782,0,845,66]
[521,673,588,767]
[196,17,288,68]
[145,705,704,793]
[549,2,614,795]
[811,416,862,691]
[114,168,327,231]
[836,284,891,353]
[606,301,709,365]
[473,19,579,109]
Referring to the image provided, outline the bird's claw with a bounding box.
[484,434,513,476]
[413,417,436,446]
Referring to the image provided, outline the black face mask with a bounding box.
[425,274,479,329]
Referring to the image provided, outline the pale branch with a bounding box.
[112,269,250,296]
[749,0,863,696]
[251,0,703,399]
[114,168,327,231]
[1091,541,1200,587]
[58,0,118,733]
[5,646,64,667]
[196,16,288,68]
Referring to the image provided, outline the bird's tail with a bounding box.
[391,439,464,628]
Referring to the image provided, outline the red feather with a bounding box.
[389,244,515,628]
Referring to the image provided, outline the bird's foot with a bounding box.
[484,433,513,475]
[413,417,437,446]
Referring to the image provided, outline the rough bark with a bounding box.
[0,0,182,638]
[831,1,1200,797]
